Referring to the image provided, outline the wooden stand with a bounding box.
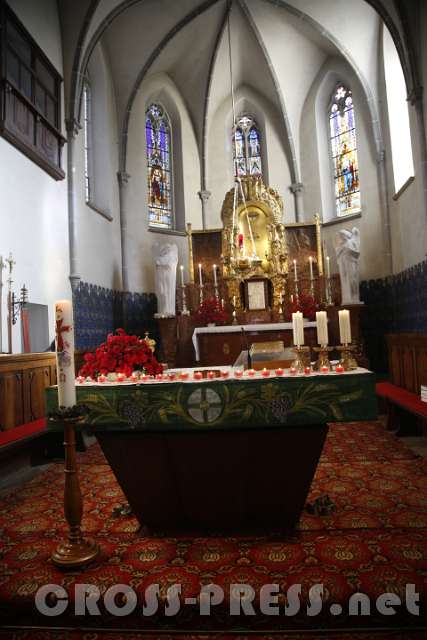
[51,417,99,569]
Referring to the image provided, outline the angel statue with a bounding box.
[153,243,178,317]
[334,227,362,305]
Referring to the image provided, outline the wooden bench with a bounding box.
[0,418,47,463]
[377,333,427,433]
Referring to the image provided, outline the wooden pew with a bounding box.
[377,333,427,432]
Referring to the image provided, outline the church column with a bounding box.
[376,149,393,273]
[198,190,211,229]
[117,171,131,293]
[409,86,427,223]
[289,182,304,222]
[65,118,81,293]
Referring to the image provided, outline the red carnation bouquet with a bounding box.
[285,293,317,321]
[195,297,228,326]
[78,328,163,378]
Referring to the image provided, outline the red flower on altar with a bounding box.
[285,293,318,321]
[78,328,163,378]
[195,298,228,326]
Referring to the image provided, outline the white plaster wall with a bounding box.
[73,43,123,290]
[125,73,200,292]
[207,85,295,228]
[301,57,386,281]
[0,0,68,353]
[378,25,427,274]
[244,0,328,174]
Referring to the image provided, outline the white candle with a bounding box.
[279,292,283,304]
[54,300,76,408]
[213,264,217,286]
[316,311,328,346]
[221,298,224,308]
[292,311,304,347]
[339,309,351,345]
[198,263,203,286]
[326,256,331,279]
[233,295,236,307]
[293,259,297,280]
[179,265,184,286]
[309,256,314,280]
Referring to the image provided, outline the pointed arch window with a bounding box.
[329,85,361,217]
[232,115,262,177]
[146,103,173,228]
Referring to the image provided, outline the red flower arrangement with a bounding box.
[78,328,163,379]
[195,297,228,326]
[285,293,317,321]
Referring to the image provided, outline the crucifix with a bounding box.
[6,253,15,354]
[0,256,6,353]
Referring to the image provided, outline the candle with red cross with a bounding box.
[54,300,76,408]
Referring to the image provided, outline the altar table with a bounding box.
[192,321,317,365]
[46,370,377,533]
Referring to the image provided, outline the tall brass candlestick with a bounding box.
[291,346,310,373]
[313,346,333,371]
[336,344,358,371]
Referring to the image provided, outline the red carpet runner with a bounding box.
[0,421,426,637]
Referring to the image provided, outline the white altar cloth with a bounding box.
[192,321,317,361]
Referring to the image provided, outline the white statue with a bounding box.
[153,243,178,317]
[334,227,362,304]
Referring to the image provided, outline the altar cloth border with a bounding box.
[46,371,377,433]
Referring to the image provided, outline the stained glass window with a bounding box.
[232,115,262,177]
[329,85,361,217]
[146,103,173,228]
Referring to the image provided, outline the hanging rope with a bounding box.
[227,0,257,260]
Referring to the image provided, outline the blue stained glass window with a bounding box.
[232,115,262,177]
[329,85,361,217]
[146,103,173,228]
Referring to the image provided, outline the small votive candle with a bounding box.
[98,374,107,383]
[156,373,164,381]
[261,368,270,377]
[247,369,256,377]
[140,373,149,382]
[130,373,138,382]
[321,365,329,374]
[194,371,203,380]
[289,367,297,376]
[117,373,126,382]
[76,375,85,384]
[167,372,176,381]
[207,370,215,380]
[335,364,345,374]
[180,371,189,380]
[221,370,229,379]
[275,367,284,376]
[234,369,243,378]
[303,366,311,376]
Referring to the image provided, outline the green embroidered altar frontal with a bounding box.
[46,372,377,432]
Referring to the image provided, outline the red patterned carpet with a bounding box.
[0,421,426,637]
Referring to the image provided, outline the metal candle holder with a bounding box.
[232,307,238,325]
[294,276,299,302]
[325,276,333,306]
[180,285,190,315]
[313,346,333,371]
[199,283,204,305]
[291,346,310,373]
[214,283,220,302]
[336,344,358,371]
